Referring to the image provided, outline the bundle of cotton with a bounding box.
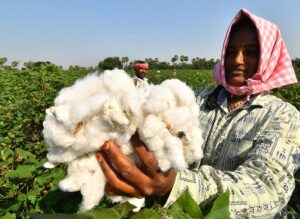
[138,79,204,172]
[42,69,204,212]
[42,69,146,211]
[43,69,144,166]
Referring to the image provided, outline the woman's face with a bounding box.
[225,25,260,86]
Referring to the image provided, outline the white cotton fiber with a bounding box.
[42,69,204,212]
[138,79,204,172]
[54,74,104,106]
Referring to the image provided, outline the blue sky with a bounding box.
[1,0,300,68]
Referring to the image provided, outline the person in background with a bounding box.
[96,9,300,218]
[132,61,149,87]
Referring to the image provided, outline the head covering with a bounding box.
[134,62,149,70]
[213,9,297,96]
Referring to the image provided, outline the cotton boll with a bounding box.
[118,142,134,156]
[58,155,99,193]
[155,149,172,172]
[59,158,91,192]
[161,79,196,107]
[108,196,145,212]
[119,94,144,127]
[58,154,106,212]
[72,118,109,153]
[138,79,204,173]
[49,106,71,128]
[183,126,204,164]
[46,146,83,164]
[163,107,195,132]
[127,197,145,212]
[136,83,153,103]
[67,93,110,132]
[101,97,130,128]
[53,92,110,133]
[141,134,165,153]
[55,73,104,106]
[163,134,187,171]
[43,162,56,169]
[102,69,134,94]
[138,115,165,139]
[143,86,177,114]
[80,165,106,212]
[43,110,75,148]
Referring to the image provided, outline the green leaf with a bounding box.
[199,193,218,216]
[5,164,37,178]
[15,148,36,160]
[130,208,161,219]
[28,194,37,205]
[170,188,203,219]
[0,199,22,212]
[17,194,27,201]
[87,208,120,219]
[112,201,135,217]
[295,170,300,183]
[1,149,14,162]
[0,213,16,219]
[205,191,230,219]
[30,207,122,219]
[168,209,193,219]
[29,213,92,219]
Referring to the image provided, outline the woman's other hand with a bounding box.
[96,133,176,198]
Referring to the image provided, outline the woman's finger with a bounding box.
[105,183,142,197]
[101,141,152,190]
[96,151,143,198]
[130,133,158,177]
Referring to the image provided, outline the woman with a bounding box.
[96,9,300,218]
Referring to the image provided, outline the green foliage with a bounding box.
[98,56,122,70]
[0,57,8,66]
[0,68,92,218]
[170,189,204,218]
[271,68,300,109]
[29,189,230,219]
[0,68,299,218]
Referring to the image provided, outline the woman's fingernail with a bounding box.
[96,152,102,161]
[103,141,110,150]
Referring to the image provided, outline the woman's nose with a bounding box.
[234,49,244,64]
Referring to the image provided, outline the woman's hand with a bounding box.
[96,133,176,198]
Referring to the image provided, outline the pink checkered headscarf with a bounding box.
[213,9,297,96]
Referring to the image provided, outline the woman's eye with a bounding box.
[226,50,236,56]
[245,50,259,56]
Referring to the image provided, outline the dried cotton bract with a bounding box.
[42,69,203,212]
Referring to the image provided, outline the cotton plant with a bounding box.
[42,69,204,212]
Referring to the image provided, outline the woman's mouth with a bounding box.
[232,70,245,75]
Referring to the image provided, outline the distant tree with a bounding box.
[98,57,122,70]
[0,57,7,66]
[180,55,185,64]
[184,55,189,63]
[144,58,162,69]
[207,58,215,69]
[24,61,34,70]
[121,56,129,68]
[171,55,178,68]
[11,61,19,68]
[156,61,170,69]
[23,61,61,72]
[292,58,300,69]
